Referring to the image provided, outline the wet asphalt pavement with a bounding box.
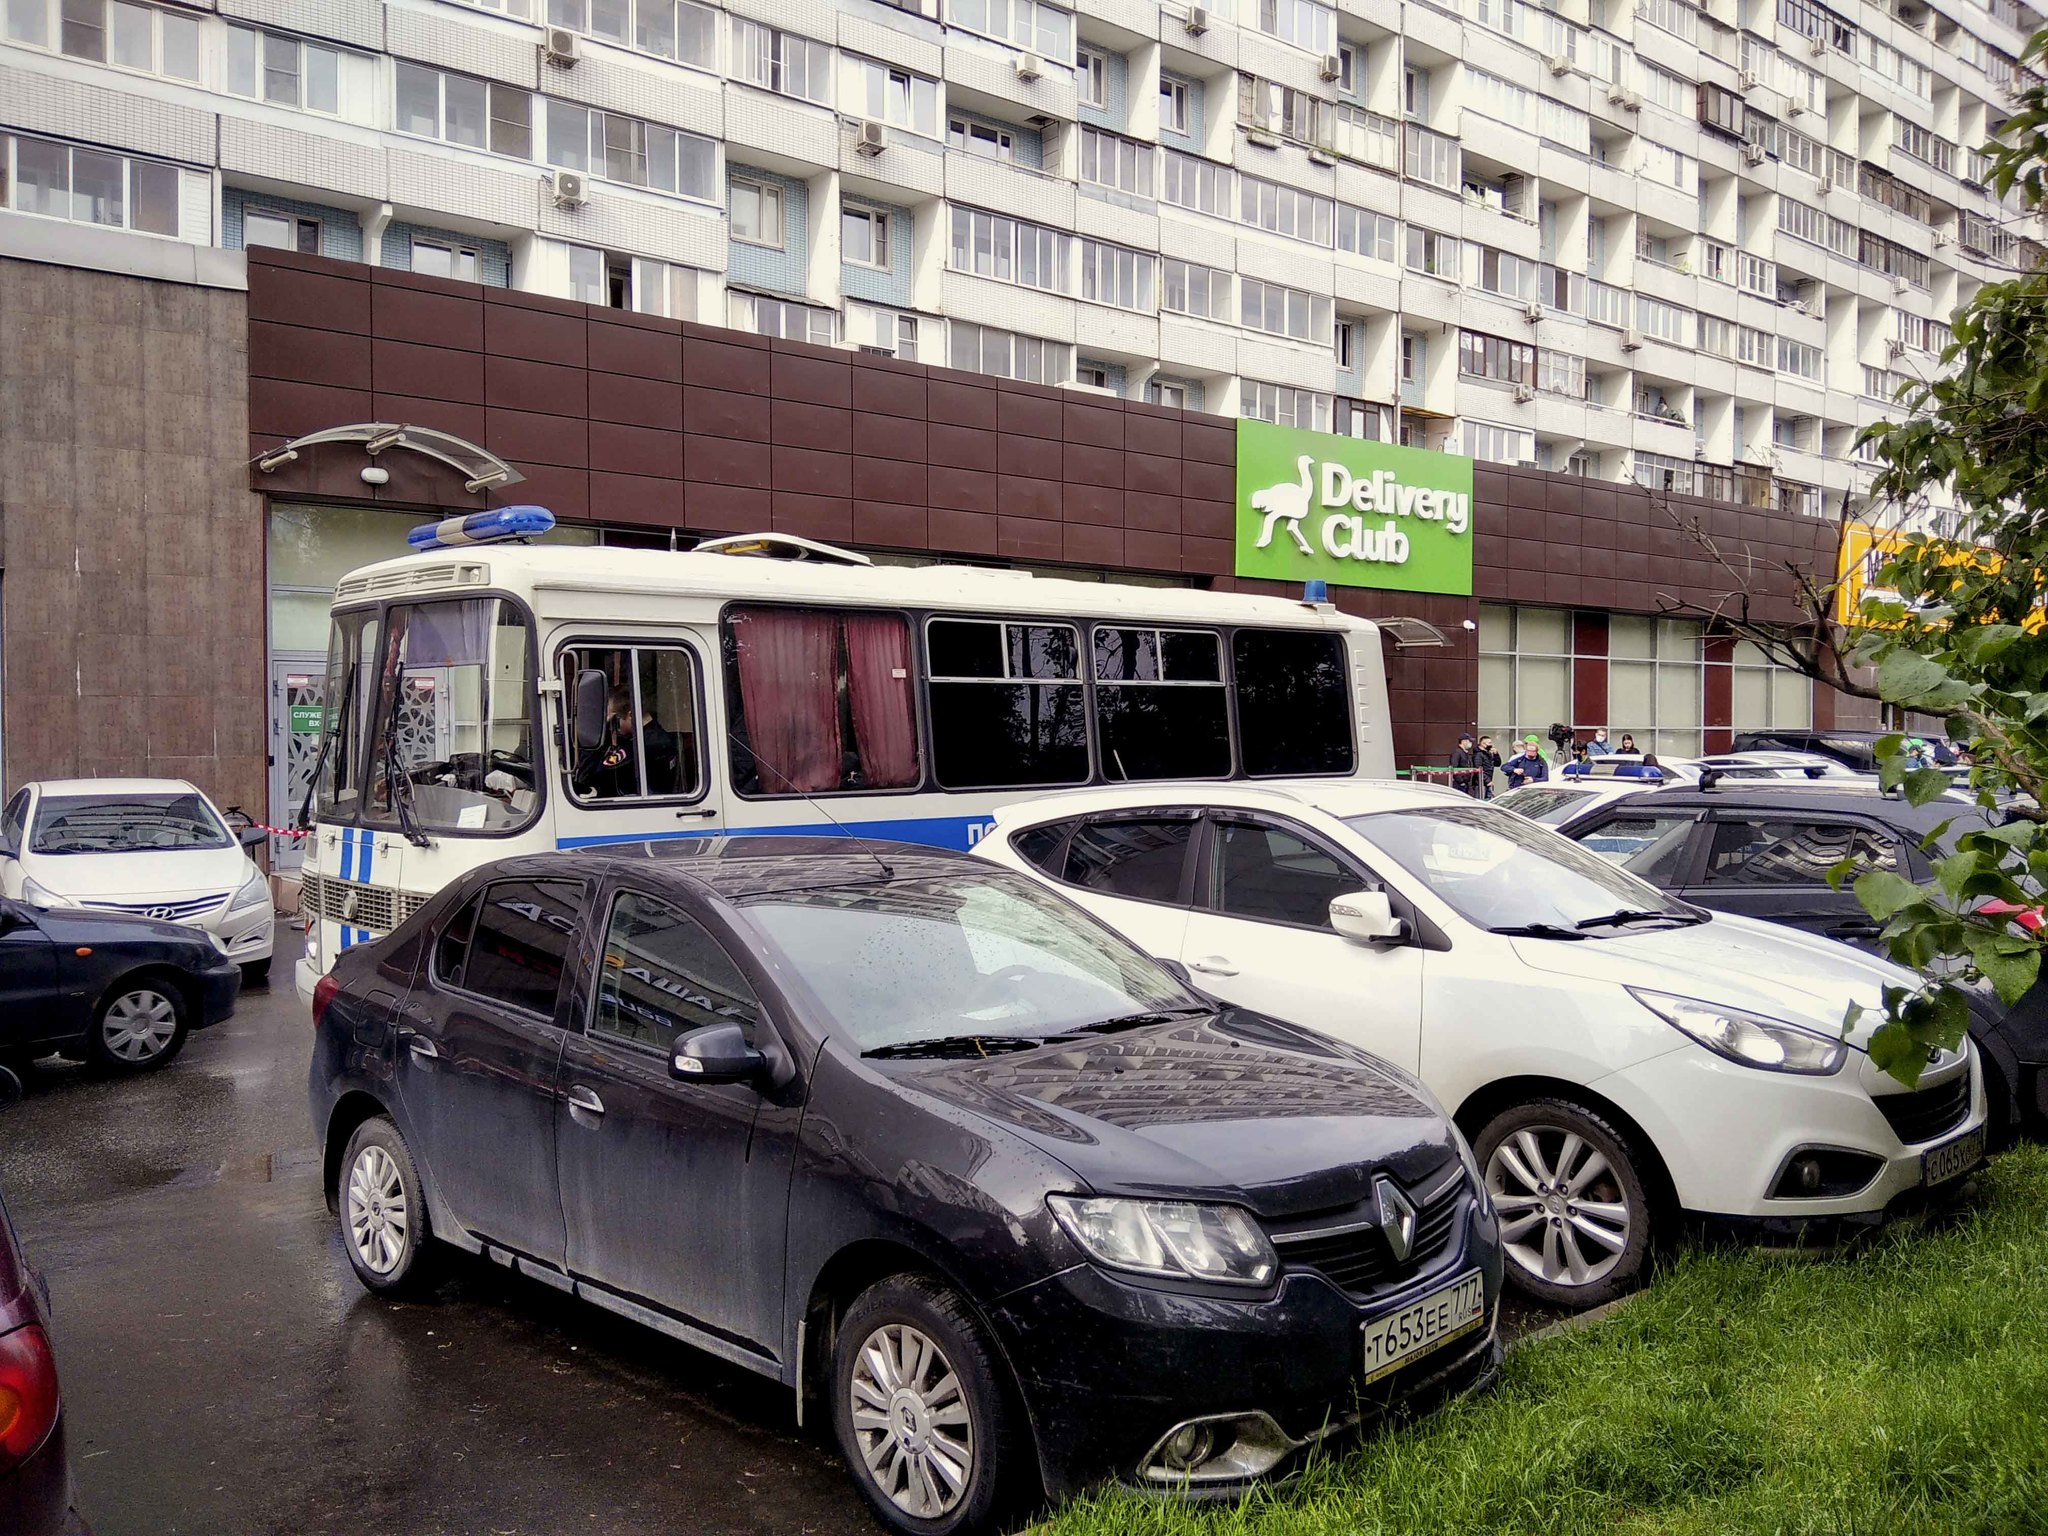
[0,924,882,1536]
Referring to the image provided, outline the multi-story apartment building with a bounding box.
[2,0,2036,510]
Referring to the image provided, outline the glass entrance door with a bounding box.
[270,657,326,870]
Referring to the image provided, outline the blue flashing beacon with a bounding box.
[1303,578,1330,604]
[407,505,556,551]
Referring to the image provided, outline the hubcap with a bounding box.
[345,1145,410,1276]
[102,989,178,1062]
[1486,1125,1632,1289]
[849,1323,975,1519]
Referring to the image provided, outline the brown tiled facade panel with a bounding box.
[0,258,266,809]
[236,249,1846,769]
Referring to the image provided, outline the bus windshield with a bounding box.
[316,597,538,835]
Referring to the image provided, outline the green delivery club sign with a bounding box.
[1233,419,1476,596]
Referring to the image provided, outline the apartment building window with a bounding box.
[1639,61,1689,112]
[1860,231,1928,287]
[1,133,193,238]
[949,207,1067,291]
[1698,82,1744,137]
[1400,333,1424,384]
[1330,105,1399,170]
[1859,165,1937,225]
[950,0,1071,57]
[1079,127,1154,196]
[1475,246,1538,301]
[1147,379,1191,408]
[1776,337,1823,380]
[11,0,203,78]
[244,208,321,253]
[571,246,697,317]
[1406,226,1458,279]
[1076,45,1107,107]
[1255,0,1333,53]
[412,239,480,281]
[1241,277,1332,342]
[1635,294,1690,346]
[1161,257,1230,320]
[950,321,1069,383]
[1897,312,1947,352]
[1160,76,1191,134]
[1772,414,1815,451]
[731,292,836,345]
[1459,331,1536,386]
[1336,397,1393,441]
[846,57,939,136]
[1336,42,1358,95]
[842,206,889,268]
[1075,363,1111,389]
[1537,350,1586,398]
[1079,239,1155,309]
[1636,0,1698,41]
[1239,173,1333,244]
[227,26,341,113]
[1238,78,1329,145]
[1162,150,1231,215]
[1243,382,1330,431]
[1403,123,1459,190]
[1465,420,1533,465]
[1632,450,1694,493]
[1585,280,1628,327]
[1337,205,1397,262]
[541,102,714,196]
[736,21,831,104]
[1699,315,1732,358]
[949,118,1016,161]
[1736,324,1772,367]
[397,65,534,159]
[1334,319,1355,371]
[846,304,921,359]
[1775,0,1853,51]
[1609,613,1704,755]
[1736,251,1775,296]
[1893,118,1954,175]
[1403,65,1430,116]
[730,178,784,246]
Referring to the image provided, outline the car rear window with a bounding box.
[444,878,584,1017]
[1063,817,1196,903]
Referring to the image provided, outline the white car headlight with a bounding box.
[1630,987,1847,1075]
[228,867,270,914]
[1048,1195,1277,1287]
[18,875,63,908]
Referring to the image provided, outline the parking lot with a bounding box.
[1,926,883,1536]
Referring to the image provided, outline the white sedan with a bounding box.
[0,779,275,982]
[975,780,1986,1308]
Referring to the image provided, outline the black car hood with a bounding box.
[889,1011,1456,1221]
[26,905,210,947]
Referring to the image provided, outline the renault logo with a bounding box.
[1374,1175,1417,1263]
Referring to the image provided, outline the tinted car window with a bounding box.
[1063,817,1195,902]
[1702,818,1901,887]
[1213,820,1359,928]
[1233,629,1355,776]
[1,791,25,853]
[1008,819,1075,874]
[1580,814,1699,886]
[460,879,584,1016]
[593,891,763,1052]
[433,892,482,988]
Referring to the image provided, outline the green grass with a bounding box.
[1040,1145,2048,1536]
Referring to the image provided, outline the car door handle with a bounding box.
[1188,956,1240,977]
[407,1034,439,1061]
[565,1085,605,1117]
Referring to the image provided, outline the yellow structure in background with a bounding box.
[1836,521,2044,630]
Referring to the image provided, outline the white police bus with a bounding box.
[293,509,1395,996]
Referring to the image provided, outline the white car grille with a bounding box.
[300,871,428,934]
[82,893,227,923]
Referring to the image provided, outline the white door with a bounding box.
[1045,813,1199,963]
[1178,815,1426,1072]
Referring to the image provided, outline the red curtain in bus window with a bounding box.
[731,608,842,792]
[843,612,919,788]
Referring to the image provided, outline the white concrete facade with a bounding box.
[1,0,2037,523]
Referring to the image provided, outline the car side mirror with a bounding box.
[573,668,609,754]
[671,1022,766,1085]
[1330,889,1407,946]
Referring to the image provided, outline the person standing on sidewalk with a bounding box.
[1450,733,1484,797]
[1586,728,1614,757]
[1474,735,1502,798]
[1504,736,1550,789]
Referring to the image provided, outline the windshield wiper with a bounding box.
[381,656,432,850]
[1574,909,1706,931]
[863,1035,1055,1060]
[1071,1008,1212,1035]
[1488,923,1587,940]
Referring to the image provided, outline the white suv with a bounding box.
[975,780,1986,1307]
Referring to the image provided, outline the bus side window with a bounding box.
[723,607,920,796]
[1233,629,1357,777]
[562,644,705,802]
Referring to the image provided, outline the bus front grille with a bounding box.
[301,872,429,934]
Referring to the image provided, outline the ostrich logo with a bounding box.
[1251,454,1316,556]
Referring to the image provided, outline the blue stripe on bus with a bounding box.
[556,814,996,853]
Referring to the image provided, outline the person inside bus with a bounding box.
[583,686,683,799]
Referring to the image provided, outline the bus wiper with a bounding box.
[1487,923,1587,940]
[1072,1008,1212,1034]
[863,1035,1054,1060]
[1574,909,1706,931]
[295,663,356,832]
[382,657,432,850]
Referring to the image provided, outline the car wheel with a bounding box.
[339,1117,440,1298]
[1475,1097,1655,1309]
[241,958,272,987]
[832,1274,1022,1536]
[86,981,189,1073]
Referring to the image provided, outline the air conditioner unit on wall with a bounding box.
[1015,51,1042,80]
[1608,82,1629,104]
[1817,175,1833,194]
[1743,141,1767,165]
[1786,99,1804,116]
[1320,52,1342,81]
[1183,4,1209,32]
[542,25,578,65]
[1738,68,1760,91]
[1933,229,1952,246]
[1622,90,1641,111]
[1549,53,1573,75]
[1524,300,1546,322]
[1887,337,1907,357]
[1808,34,1827,54]
[551,169,588,207]
[1621,327,1644,349]
[856,120,887,155]
[1513,383,1535,402]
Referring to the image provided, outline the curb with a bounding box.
[1509,1291,1639,1351]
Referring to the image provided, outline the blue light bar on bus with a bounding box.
[407,505,556,551]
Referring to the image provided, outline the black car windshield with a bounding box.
[31,793,231,854]
[1346,803,1695,933]
[740,869,1202,1053]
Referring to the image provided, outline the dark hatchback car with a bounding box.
[0,899,240,1074]
[1564,781,2048,1139]
[0,1068,89,1535]
[309,839,1503,1535]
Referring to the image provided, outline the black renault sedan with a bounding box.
[309,838,1502,1534]
[0,898,240,1074]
